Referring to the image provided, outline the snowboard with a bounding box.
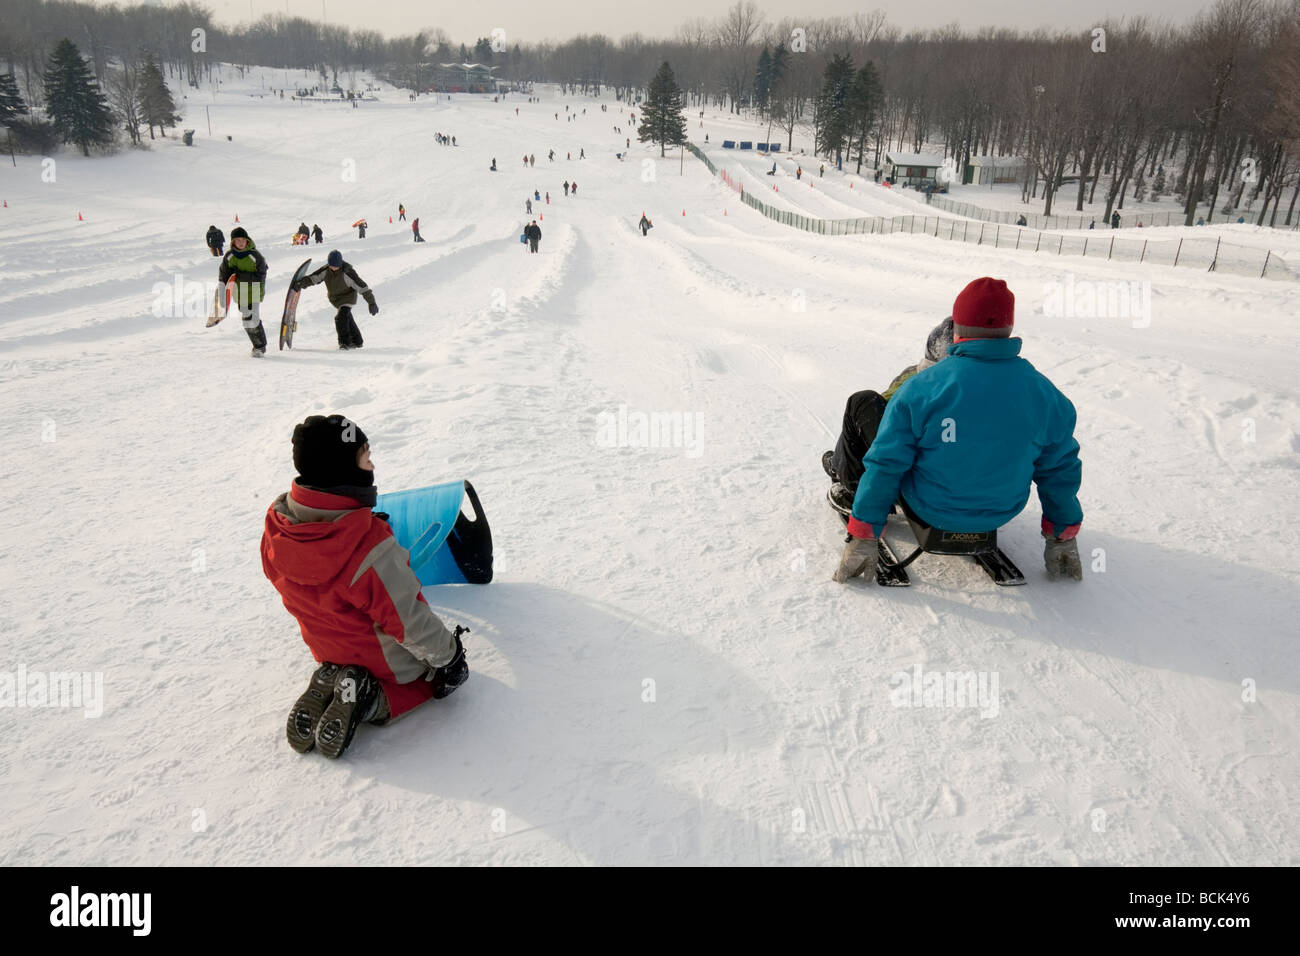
[205,276,237,328]
[374,480,494,586]
[279,259,312,350]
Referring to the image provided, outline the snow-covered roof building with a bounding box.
[966,155,1027,185]
[431,63,498,93]
[885,152,947,187]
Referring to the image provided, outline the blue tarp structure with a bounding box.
[740,141,752,150]
[722,140,736,149]
[374,479,494,586]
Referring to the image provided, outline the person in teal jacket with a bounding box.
[833,277,1083,584]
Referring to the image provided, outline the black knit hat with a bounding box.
[292,415,371,490]
[230,226,249,241]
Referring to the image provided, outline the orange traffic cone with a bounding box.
[540,214,543,220]
[235,214,239,222]
[2,199,7,207]
[78,211,83,221]
[850,182,853,189]
[681,209,685,216]
[389,216,392,223]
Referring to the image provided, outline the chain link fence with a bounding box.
[686,144,1297,281]
[928,193,1300,232]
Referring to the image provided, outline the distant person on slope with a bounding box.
[296,222,310,241]
[525,220,542,253]
[263,414,469,759]
[526,197,533,214]
[412,217,425,242]
[827,278,1083,584]
[398,204,406,221]
[639,213,652,236]
[311,223,323,244]
[218,226,270,357]
[206,224,224,257]
[293,249,378,350]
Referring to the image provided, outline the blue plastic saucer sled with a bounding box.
[374,480,493,586]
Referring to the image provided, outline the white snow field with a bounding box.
[2,69,1298,866]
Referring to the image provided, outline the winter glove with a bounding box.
[1043,532,1083,581]
[368,301,379,316]
[425,625,469,699]
[833,533,879,583]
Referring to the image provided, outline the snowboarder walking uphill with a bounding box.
[206,224,224,257]
[828,278,1084,585]
[639,213,652,236]
[218,227,270,357]
[263,415,469,759]
[293,250,378,350]
[412,217,424,242]
[311,223,323,244]
[525,220,541,253]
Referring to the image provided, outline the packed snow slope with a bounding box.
[2,70,1297,866]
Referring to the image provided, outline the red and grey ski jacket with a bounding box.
[261,482,457,717]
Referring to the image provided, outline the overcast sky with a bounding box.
[132,0,1207,43]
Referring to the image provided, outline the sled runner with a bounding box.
[829,490,1024,587]
[374,480,494,586]
[885,497,1025,587]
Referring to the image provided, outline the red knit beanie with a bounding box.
[952,277,1015,339]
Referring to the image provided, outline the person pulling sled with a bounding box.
[293,250,379,350]
[206,224,225,257]
[218,226,270,357]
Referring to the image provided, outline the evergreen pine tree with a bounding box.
[754,46,773,113]
[814,54,854,163]
[846,61,883,174]
[0,73,28,126]
[138,54,181,139]
[43,38,115,156]
[1151,167,1166,199]
[638,61,688,157]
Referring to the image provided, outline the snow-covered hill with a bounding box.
[1,68,1297,865]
